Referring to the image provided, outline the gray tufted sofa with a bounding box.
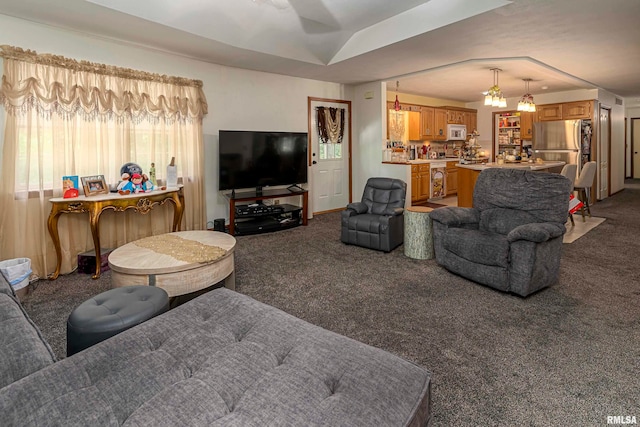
[0,273,431,426]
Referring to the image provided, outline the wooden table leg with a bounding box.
[228,198,236,235]
[171,191,185,232]
[88,207,103,280]
[47,209,62,280]
[302,191,308,226]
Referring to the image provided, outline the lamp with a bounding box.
[484,68,507,108]
[517,79,536,112]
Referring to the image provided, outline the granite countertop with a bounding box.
[382,157,461,165]
[456,160,565,171]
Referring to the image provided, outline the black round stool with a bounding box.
[66,286,169,357]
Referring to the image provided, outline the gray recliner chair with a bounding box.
[430,168,572,296]
[341,177,406,252]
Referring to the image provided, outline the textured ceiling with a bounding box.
[1,0,639,104]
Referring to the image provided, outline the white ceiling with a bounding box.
[1,0,639,105]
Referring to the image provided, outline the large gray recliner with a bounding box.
[341,177,407,252]
[430,168,572,296]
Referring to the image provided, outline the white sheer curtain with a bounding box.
[0,45,208,278]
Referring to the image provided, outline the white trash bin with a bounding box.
[0,258,32,297]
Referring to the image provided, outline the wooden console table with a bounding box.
[47,187,184,280]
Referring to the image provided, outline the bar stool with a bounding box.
[574,161,597,222]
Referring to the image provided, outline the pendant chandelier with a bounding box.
[394,80,401,111]
[517,79,536,112]
[484,68,507,108]
[389,81,405,141]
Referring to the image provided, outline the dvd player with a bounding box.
[236,204,285,216]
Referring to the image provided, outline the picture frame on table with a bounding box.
[81,175,109,197]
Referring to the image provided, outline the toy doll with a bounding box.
[130,173,145,193]
[116,172,130,191]
[142,173,167,191]
[142,173,165,191]
[117,172,131,195]
[120,173,146,193]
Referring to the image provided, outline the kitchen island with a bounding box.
[384,158,463,205]
[456,160,565,207]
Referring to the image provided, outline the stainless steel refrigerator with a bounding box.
[532,119,592,175]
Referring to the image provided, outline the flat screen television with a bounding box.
[218,130,308,191]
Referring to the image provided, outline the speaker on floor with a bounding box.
[213,218,226,232]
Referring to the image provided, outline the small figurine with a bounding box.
[149,163,156,186]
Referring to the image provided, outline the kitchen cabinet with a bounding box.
[446,161,458,196]
[536,104,562,122]
[520,111,534,139]
[537,104,563,121]
[537,100,594,122]
[408,110,421,140]
[563,100,593,119]
[433,108,448,140]
[447,110,465,124]
[465,112,477,134]
[411,164,431,203]
[420,106,435,138]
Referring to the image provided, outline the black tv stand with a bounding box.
[225,187,308,236]
[287,184,304,192]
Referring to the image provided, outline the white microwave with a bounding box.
[447,124,467,141]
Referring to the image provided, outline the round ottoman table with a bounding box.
[66,285,169,356]
[404,206,435,260]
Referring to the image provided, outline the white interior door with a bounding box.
[309,99,350,214]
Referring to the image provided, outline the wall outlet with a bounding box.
[274,199,280,205]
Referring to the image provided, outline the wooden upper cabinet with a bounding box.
[434,108,448,140]
[465,112,477,134]
[447,110,465,124]
[520,111,534,138]
[563,100,593,119]
[408,111,421,140]
[537,100,594,122]
[421,106,435,138]
[537,103,562,121]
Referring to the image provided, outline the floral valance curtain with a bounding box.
[316,107,345,143]
[0,45,208,122]
[0,45,207,279]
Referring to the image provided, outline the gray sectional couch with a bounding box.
[0,273,432,426]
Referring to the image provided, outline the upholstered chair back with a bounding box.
[560,164,577,185]
[361,177,407,215]
[473,169,573,235]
